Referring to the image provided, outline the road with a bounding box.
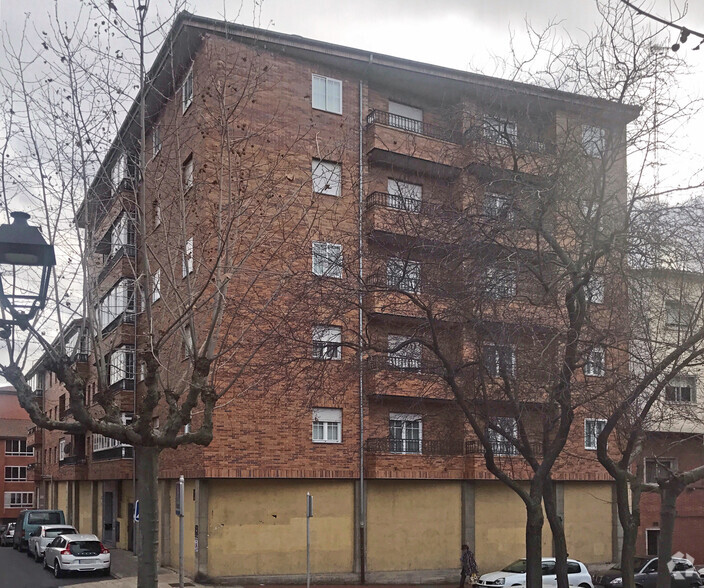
[0,545,111,588]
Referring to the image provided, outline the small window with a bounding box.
[582,125,605,157]
[584,418,606,450]
[312,325,341,360]
[586,275,605,304]
[485,267,517,299]
[665,301,693,328]
[3,492,33,508]
[183,237,193,277]
[388,101,423,134]
[389,413,422,454]
[645,458,676,483]
[387,334,422,371]
[486,416,518,455]
[584,346,605,377]
[152,269,161,302]
[152,416,160,430]
[312,159,341,196]
[312,242,342,278]
[183,325,193,359]
[182,67,193,113]
[152,124,161,157]
[646,531,659,556]
[483,192,514,220]
[387,258,420,293]
[387,179,422,212]
[312,408,342,443]
[182,155,194,191]
[484,344,516,377]
[483,116,518,146]
[665,375,696,403]
[311,75,342,114]
[4,466,27,481]
[5,439,32,456]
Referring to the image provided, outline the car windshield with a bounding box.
[68,541,101,556]
[27,512,62,525]
[612,558,651,572]
[503,560,528,573]
[46,528,75,538]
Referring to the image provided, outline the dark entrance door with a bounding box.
[103,491,115,546]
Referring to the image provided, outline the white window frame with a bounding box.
[99,279,135,330]
[388,101,423,134]
[182,155,194,191]
[483,192,514,220]
[485,266,517,299]
[183,237,194,277]
[312,241,342,278]
[311,75,342,114]
[4,492,34,508]
[5,439,33,456]
[483,116,518,146]
[4,466,27,482]
[111,151,127,192]
[387,258,420,293]
[152,269,161,303]
[312,325,342,360]
[108,346,135,386]
[487,416,518,455]
[586,275,605,304]
[152,124,161,157]
[387,179,422,212]
[644,457,676,484]
[665,301,693,328]
[584,345,605,377]
[389,413,422,454]
[582,125,605,158]
[312,159,341,196]
[584,418,606,450]
[665,375,696,403]
[110,212,135,257]
[312,408,342,443]
[182,67,193,113]
[387,334,422,371]
[484,344,516,377]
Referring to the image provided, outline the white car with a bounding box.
[27,524,77,561]
[477,558,594,588]
[43,533,110,578]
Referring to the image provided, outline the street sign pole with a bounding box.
[176,476,185,588]
[133,500,140,557]
[306,492,313,588]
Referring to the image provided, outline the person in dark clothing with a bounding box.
[460,544,478,588]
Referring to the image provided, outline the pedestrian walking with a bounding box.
[460,544,478,588]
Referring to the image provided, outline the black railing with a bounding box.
[464,125,555,155]
[465,440,542,456]
[101,311,136,336]
[366,437,464,456]
[366,354,444,376]
[93,445,134,461]
[59,455,87,467]
[365,191,459,219]
[366,110,456,142]
[97,244,136,284]
[108,378,135,393]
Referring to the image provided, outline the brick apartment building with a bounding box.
[0,386,34,525]
[25,12,642,583]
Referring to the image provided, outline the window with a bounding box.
[99,279,135,330]
[154,201,162,228]
[645,458,676,483]
[93,433,129,453]
[387,334,422,371]
[311,75,342,114]
[582,125,605,157]
[584,346,605,377]
[152,417,160,431]
[483,192,514,220]
[388,101,423,134]
[586,275,605,304]
[108,346,135,386]
[183,237,194,277]
[5,439,32,456]
[152,269,161,303]
[182,67,193,112]
[183,325,193,359]
[312,242,342,278]
[109,213,135,257]
[389,413,422,454]
[485,267,517,299]
[387,179,422,212]
[646,529,660,556]
[666,301,693,328]
[4,466,27,481]
[312,325,341,360]
[665,375,696,403]
[483,116,518,146]
[4,492,33,508]
[584,418,606,450]
[312,159,341,196]
[182,155,194,191]
[487,416,518,455]
[111,152,127,191]
[152,124,161,157]
[484,344,516,377]
[312,408,342,443]
[387,258,420,293]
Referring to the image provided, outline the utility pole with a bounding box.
[306,492,313,588]
[176,475,185,588]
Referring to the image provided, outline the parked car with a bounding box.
[13,509,65,551]
[43,533,110,578]
[476,558,594,588]
[594,556,702,588]
[27,524,77,562]
[0,523,15,547]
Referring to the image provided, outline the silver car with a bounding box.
[27,524,77,561]
[43,533,110,578]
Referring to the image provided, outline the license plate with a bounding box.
[78,558,97,564]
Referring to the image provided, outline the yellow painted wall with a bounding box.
[116,481,134,550]
[366,480,461,572]
[564,482,613,563]
[77,482,93,534]
[56,481,69,514]
[474,481,552,574]
[207,479,355,577]
[165,479,197,576]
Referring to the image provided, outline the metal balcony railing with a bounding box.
[463,126,555,155]
[97,244,136,284]
[465,439,542,456]
[366,437,464,456]
[59,455,87,467]
[366,110,457,142]
[365,191,460,220]
[366,354,444,376]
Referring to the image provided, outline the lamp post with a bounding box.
[0,212,56,336]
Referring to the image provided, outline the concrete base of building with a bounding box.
[195,569,457,585]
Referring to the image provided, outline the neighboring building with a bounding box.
[0,386,34,525]
[29,12,639,582]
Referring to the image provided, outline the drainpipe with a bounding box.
[358,78,366,584]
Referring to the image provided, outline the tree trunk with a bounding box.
[656,483,683,588]
[617,476,640,588]
[136,445,160,588]
[526,499,544,588]
[544,479,569,588]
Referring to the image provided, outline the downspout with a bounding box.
[358,78,366,584]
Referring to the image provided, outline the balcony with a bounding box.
[93,445,134,462]
[364,355,453,401]
[101,311,136,336]
[97,244,136,284]
[60,455,87,467]
[463,125,554,155]
[27,462,42,481]
[365,110,463,175]
[27,426,42,448]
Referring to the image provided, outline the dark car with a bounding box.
[594,557,702,588]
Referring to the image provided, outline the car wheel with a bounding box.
[53,560,62,578]
[26,544,33,557]
[34,547,41,562]
[103,566,111,577]
[43,555,48,570]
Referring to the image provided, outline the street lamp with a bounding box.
[0,212,56,332]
